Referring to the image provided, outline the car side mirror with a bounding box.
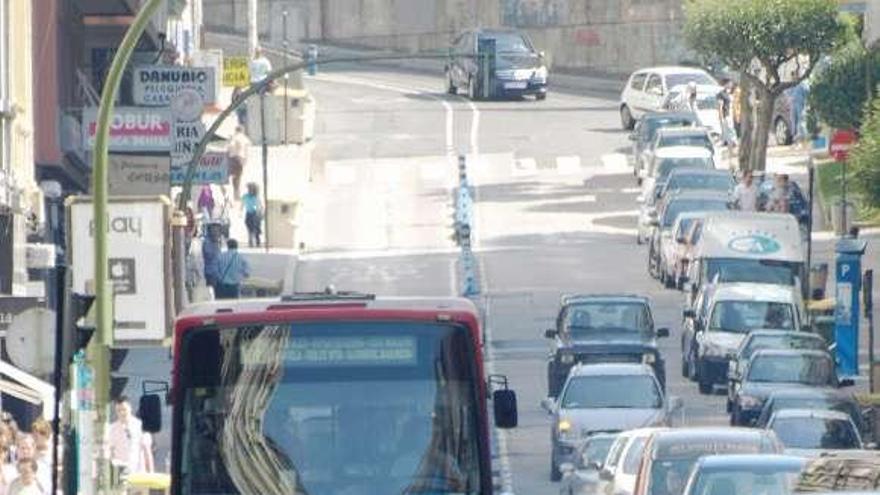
[539,50,546,59]
[493,389,518,428]
[540,397,556,414]
[599,467,614,481]
[588,460,602,471]
[545,328,557,339]
[139,394,162,433]
[839,378,855,388]
[683,308,696,319]
[657,327,670,338]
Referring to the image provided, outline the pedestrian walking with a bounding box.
[242,183,263,248]
[227,126,251,200]
[733,170,758,211]
[231,86,247,126]
[108,397,147,490]
[202,223,222,290]
[6,458,43,495]
[197,185,215,220]
[732,82,743,137]
[767,174,791,213]
[717,78,738,164]
[787,73,810,147]
[250,47,273,85]
[213,239,250,299]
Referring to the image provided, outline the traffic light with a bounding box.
[60,292,95,376]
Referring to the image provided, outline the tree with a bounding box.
[683,0,844,171]
[849,95,880,208]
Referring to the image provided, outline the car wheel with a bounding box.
[547,363,560,398]
[620,105,635,130]
[697,359,713,394]
[680,352,689,378]
[663,268,675,289]
[730,405,742,426]
[468,76,478,101]
[446,72,457,95]
[636,230,643,245]
[550,456,562,482]
[774,117,792,146]
[536,92,547,101]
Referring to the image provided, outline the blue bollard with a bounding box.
[307,45,318,76]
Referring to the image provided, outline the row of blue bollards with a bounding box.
[453,155,480,297]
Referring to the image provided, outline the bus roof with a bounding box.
[695,212,803,262]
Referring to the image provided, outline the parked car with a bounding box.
[641,145,715,188]
[637,181,663,245]
[766,408,865,455]
[755,389,869,440]
[544,294,669,397]
[542,363,681,481]
[630,112,699,178]
[639,128,715,183]
[446,29,548,100]
[631,427,782,495]
[597,428,668,495]
[728,349,852,426]
[726,330,827,412]
[682,283,804,394]
[682,454,806,495]
[648,190,731,281]
[620,66,717,129]
[661,211,709,290]
[656,169,734,201]
[559,432,620,495]
[661,83,724,138]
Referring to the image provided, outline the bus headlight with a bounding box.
[560,352,575,364]
[643,353,656,364]
[534,66,548,81]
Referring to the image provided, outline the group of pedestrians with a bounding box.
[732,169,793,213]
[0,414,54,494]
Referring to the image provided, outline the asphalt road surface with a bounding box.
[120,63,880,493]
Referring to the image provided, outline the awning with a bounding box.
[0,360,54,421]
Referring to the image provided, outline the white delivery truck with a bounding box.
[684,212,806,305]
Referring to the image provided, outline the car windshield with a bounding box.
[706,259,801,286]
[580,436,617,468]
[675,218,696,239]
[747,354,834,385]
[486,33,533,54]
[659,134,712,151]
[743,334,825,360]
[688,466,803,495]
[561,374,662,409]
[177,322,482,495]
[646,120,695,142]
[662,199,728,228]
[666,73,716,87]
[654,157,713,181]
[649,459,698,495]
[565,302,653,339]
[709,301,795,333]
[666,173,733,193]
[771,417,860,450]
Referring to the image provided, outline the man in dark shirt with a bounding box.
[717,78,738,166]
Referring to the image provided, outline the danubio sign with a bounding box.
[133,66,217,106]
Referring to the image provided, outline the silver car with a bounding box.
[542,363,682,481]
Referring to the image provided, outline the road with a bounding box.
[119,62,880,491]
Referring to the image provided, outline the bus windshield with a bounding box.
[177,321,483,495]
[705,258,801,286]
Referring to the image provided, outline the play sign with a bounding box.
[830,129,857,161]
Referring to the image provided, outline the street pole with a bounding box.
[865,269,874,392]
[282,10,289,146]
[841,159,848,237]
[248,0,258,56]
[90,0,163,492]
[806,156,815,301]
[260,90,270,251]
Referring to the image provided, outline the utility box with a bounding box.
[266,199,300,249]
[834,238,868,377]
[245,88,315,145]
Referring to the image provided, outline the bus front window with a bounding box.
[178,322,483,495]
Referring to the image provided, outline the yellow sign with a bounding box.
[222,57,250,87]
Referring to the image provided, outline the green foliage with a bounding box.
[809,46,880,130]
[683,0,842,83]
[850,96,880,208]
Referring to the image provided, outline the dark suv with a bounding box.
[446,29,548,100]
[544,294,668,397]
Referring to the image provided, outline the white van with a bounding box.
[684,212,806,303]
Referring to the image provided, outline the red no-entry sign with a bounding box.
[830,129,857,161]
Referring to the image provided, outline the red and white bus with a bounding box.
[140,291,517,495]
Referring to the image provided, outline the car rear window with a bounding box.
[666,72,716,88]
[631,73,648,90]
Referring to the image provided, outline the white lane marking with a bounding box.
[600,152,632,175]
[466,99,480,155]
[620,187,641,194]
[513,157,538,177]
[556,155,582,175]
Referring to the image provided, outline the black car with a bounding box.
[544,294,669,397]
[755,389,869,439]
[446,29,547,100]
[725,330,827,412]
[728,349,853,426]
[630,112,699,177]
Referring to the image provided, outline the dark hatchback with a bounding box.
[630,112,699,176]
[446,29,548,100]
[728,349,853,426]
[544,294,668,397]
[755,389,869,439]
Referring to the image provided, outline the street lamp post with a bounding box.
[89,0,164,492]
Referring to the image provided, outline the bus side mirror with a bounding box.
[544,328,557,339]
[139,394,162,433]
[493,389,518,429]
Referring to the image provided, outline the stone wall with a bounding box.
[204,0,694,75]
